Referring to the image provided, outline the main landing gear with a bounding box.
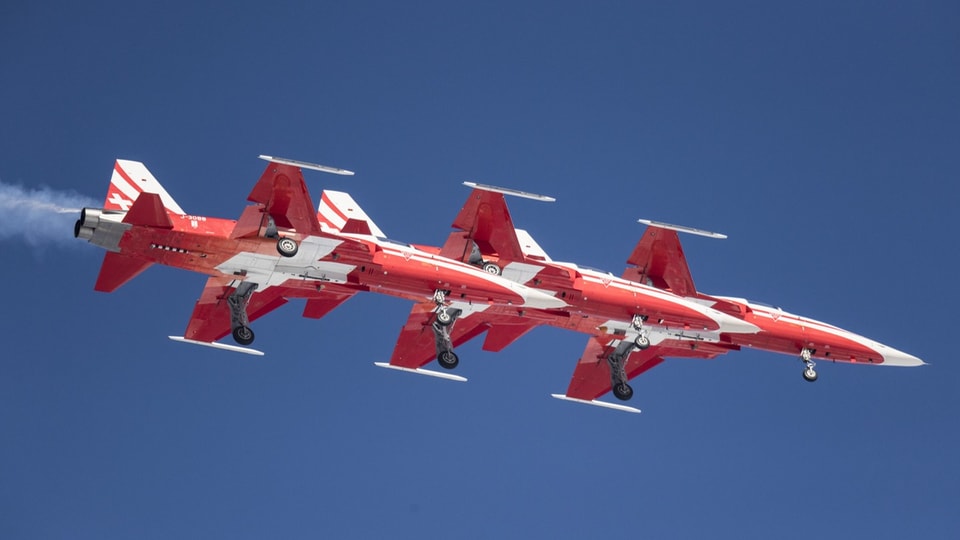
[464,241,501,276]
[481,261,501,276]
[432,290,462,370]
[263,215,299,258]
[276,237,299,257]
[607,314,651,402]
[228,281,258,345]
[800,348,818,382]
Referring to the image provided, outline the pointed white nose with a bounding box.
[882,348,926,367]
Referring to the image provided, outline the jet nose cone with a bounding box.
[883,348,926,367]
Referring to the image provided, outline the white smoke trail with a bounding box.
[0,180,100,246]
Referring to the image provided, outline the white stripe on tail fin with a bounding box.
[515,229,552,261]
[104,159,184,214]
[317,190,385,237]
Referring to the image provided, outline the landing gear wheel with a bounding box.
[438,350,459,370]
[232,325,255,346]
[634,334,650,350]
[277,237,299,257]
[436,310,454,326]
[482,262,502,276]
[613,382,634,401]
[802,367,818,382]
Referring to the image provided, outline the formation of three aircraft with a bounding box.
[74,156,924,413]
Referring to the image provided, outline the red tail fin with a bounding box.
[623,228,697,297]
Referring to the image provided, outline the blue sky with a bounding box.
[1,1,958,538]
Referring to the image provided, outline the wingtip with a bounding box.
[374,362,468,382]
[550,394,642,414]
[258,155,355,176]
[168,336,265,356]
[637,218,727,239]
[462,181,555,202]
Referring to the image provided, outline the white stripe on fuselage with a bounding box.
[744,302,891,358]
[216,236,351,290]
[374,243,558,302]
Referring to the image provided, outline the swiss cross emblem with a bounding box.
[108,192,132,211]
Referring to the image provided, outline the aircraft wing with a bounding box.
[244,161,322,236]
[387,303,540,369]
[180,276,357,344]
[563,337,734,402]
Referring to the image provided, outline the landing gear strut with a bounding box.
[432,290,462,370]
[228,281,258,345]
[607,314,651,401]
[607,340,637,401]
[631,314,650,350]
[800,348,818,382]
[433,290,454,326]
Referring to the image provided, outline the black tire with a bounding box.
[482,262,501,276]
[634,335,650,350]
[438,350,459,370]
[613,382,634,401]
[277,237,299,257]
[802,368,818,383]
[436,310,454,326]
[232,325,255,346]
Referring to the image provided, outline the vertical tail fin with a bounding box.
[623,220,726,297]
[105,159,184,215]
[317,190,386,237]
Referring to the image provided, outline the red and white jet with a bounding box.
[380,184,762,412]
[74,157,566,363]
[624,219,925,379]
[382,183,923,413]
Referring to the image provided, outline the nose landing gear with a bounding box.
[631,314,650,350]
[800,348,818,382]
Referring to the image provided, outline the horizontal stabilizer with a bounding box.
[551,394,642,414]
[374,362,467,382]
[94,251,153,292]
[482,323,536,352]
[302,290,356,319]
[168,336,265,356]
[122,192,174,229]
